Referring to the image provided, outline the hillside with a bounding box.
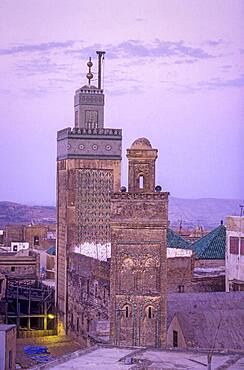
[0,198,242,229]
[169,197,242,229]
[0,201,56,228]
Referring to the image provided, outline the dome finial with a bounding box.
[86,57,93,85]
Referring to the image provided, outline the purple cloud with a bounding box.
[203,39,224,47]
[0,41,75,55]
[16,58,67,76]
[66,39,214,60]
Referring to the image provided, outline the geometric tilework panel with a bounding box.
[76,169,113,244]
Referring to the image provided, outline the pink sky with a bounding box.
[0,0,243,204]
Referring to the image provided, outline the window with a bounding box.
[173,330,178,347]
[85,110,98,129]
[13,245,18,252]
[11,266,15,272]
[241,238,244,255]
[34,236,39,246]
[230,237,239,254]
[147,306,153,319]
[125,306,129,318]
[139,175,144,189]
[178,285,185,293]
[76,317,79,332]
[71,313,73,328]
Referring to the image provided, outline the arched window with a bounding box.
[139,175,144,189]
[146,305,154,319]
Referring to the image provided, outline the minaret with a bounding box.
[110,138,168,348]
[74,56,105,129]
[56,53,122,334]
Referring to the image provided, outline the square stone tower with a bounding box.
[110,138,169,347]
[56,54,122,333]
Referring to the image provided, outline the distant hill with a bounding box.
[0,201,56,228]
[169,197,242,230]
[0,198,242,229]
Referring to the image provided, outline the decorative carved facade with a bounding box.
[110,138,169,348]
[56,57,122,333]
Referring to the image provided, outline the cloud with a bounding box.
[166,74,244,93]
[0,41,75,55]
[196,75,244,90]
[16,57,67,76]
[67,39,214,60]
[203,39,224,47]
[174,59,198,65]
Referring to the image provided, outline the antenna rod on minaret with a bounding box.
[96,51,106,89]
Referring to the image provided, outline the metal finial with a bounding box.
[86,57,93,85]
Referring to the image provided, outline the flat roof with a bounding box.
[44,346,244,370]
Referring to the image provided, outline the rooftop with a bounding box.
[190,224,226,259]
[168,292,244,350]
[167,228,191,250]
[31,346,244,370]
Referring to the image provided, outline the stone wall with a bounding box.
[194,259,224,268]
[191,275,225,292]
[24,224,56,250]
[0,251,39,279]
[4,224,56,250]
[5,325,16,370]
[167,256,194,293]
[5,225,25,248]
[67,253,110,345]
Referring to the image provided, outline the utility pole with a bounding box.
[207,318,221,370]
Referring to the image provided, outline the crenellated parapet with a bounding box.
[57,127,122,139]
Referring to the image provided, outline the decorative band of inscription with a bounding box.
[111,192,168,200]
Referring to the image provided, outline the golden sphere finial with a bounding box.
[86,57,93,85]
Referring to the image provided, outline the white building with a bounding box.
[226,216,244,292]
[10,242,29,253]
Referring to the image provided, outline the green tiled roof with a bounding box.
[191,224,226,260]
[167,228,191,250]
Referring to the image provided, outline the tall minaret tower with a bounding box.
[110,138,168,348]
[56,52,122,334]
